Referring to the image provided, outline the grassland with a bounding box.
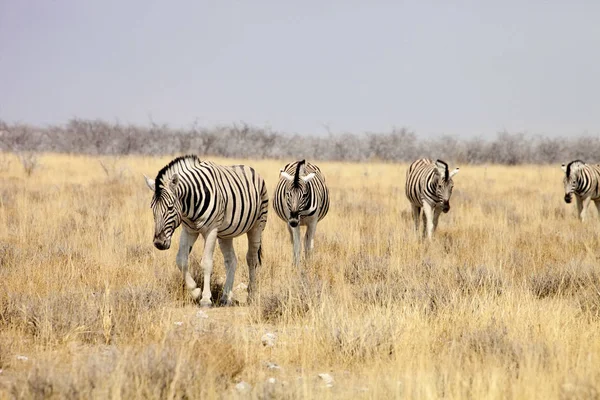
[1,153,599,399]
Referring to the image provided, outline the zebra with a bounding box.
[144,155,268,307]
[561,160,600,222]
[273,160,329,265]
[405,158,459,239]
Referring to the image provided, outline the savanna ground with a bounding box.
[1,153,600,399]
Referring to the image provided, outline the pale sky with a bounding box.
[1,1,599,138]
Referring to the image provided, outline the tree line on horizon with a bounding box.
[0,118,598,165]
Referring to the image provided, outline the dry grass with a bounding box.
[1,153,600,399]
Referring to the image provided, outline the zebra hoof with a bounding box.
[190,288,201,300]
[218,297,233,307]
[199,298,213,308]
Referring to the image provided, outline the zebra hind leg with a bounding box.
[246,225,264,304]
[218,238,237,306]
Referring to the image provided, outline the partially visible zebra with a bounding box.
[561,160,600,222]
[273,160,329,265]
[405,158,459,239]
[144,155,268,306]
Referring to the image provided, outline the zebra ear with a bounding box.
[169,173,180,191]
[435,161,448,177]
[302,172,316,183]
[561,163,567,172]
[280,171,294,181]
[450,168,459,178]
[144,175,155,191]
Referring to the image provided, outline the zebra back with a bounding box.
[154,155,268,239]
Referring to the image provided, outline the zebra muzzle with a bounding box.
[154,234,171,250]
[442,203,450,213]
[288,219,299,228]
[564,194,572,204]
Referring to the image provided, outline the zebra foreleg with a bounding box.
[422,203,435,240]
[432,208,442,236]
[578,196,591,222]
[287,224,301,266]
[199,228,219,307]
[246,225,264,304]
[595,200,600,219]
[218,238,237,306]
[411,204,421,234]
[304,220,317,261]
[176,229,201,300]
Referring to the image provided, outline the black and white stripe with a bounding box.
[562,160,600,222]
[145,155,268,306]
[273,160,329,265]
[405,158,459,239]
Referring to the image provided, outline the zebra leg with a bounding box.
[287,224,301,266]
[218,238,237,306]
[595,200,600,218]
[199,228,219,307]
[246,225,263,304]
[422,202,435,240]
[577,196,591,222]
[411,204,421,234]
[304,220,317,261]
[432,208,442,235]
[176,229,201,300]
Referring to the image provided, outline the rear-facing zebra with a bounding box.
[144,155,268,307]
[273,160,329,265]
[405,158,459,239]
[561,160,600,222]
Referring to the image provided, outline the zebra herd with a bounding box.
[145,156,599,306]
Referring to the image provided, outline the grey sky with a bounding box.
[1,1,598,138]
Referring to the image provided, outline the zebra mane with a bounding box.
[566,160,585,178]
[436,159,449,181]
[293,160,306,188]
[154,155,200,198]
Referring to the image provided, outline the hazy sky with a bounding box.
[1,1,599,138]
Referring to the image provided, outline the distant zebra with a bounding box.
[561,160,600,222]
[405,158,459,239]
[273,160,330,265]
[144,155,268,306]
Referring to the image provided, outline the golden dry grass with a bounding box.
[1,153,600,399]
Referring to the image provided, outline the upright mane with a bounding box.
[293,160,306,188]
[566,159,585,179]
[154,155,200,198]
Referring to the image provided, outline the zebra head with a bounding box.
[280,160,316,228]
[561,160,584,204]
[144,173,183,250]
[435,160,459,213]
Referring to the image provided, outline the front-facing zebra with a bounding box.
[405,158,459,239]
[561,160,600,222]
[144,155,268,306]
[273,160,329,265]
